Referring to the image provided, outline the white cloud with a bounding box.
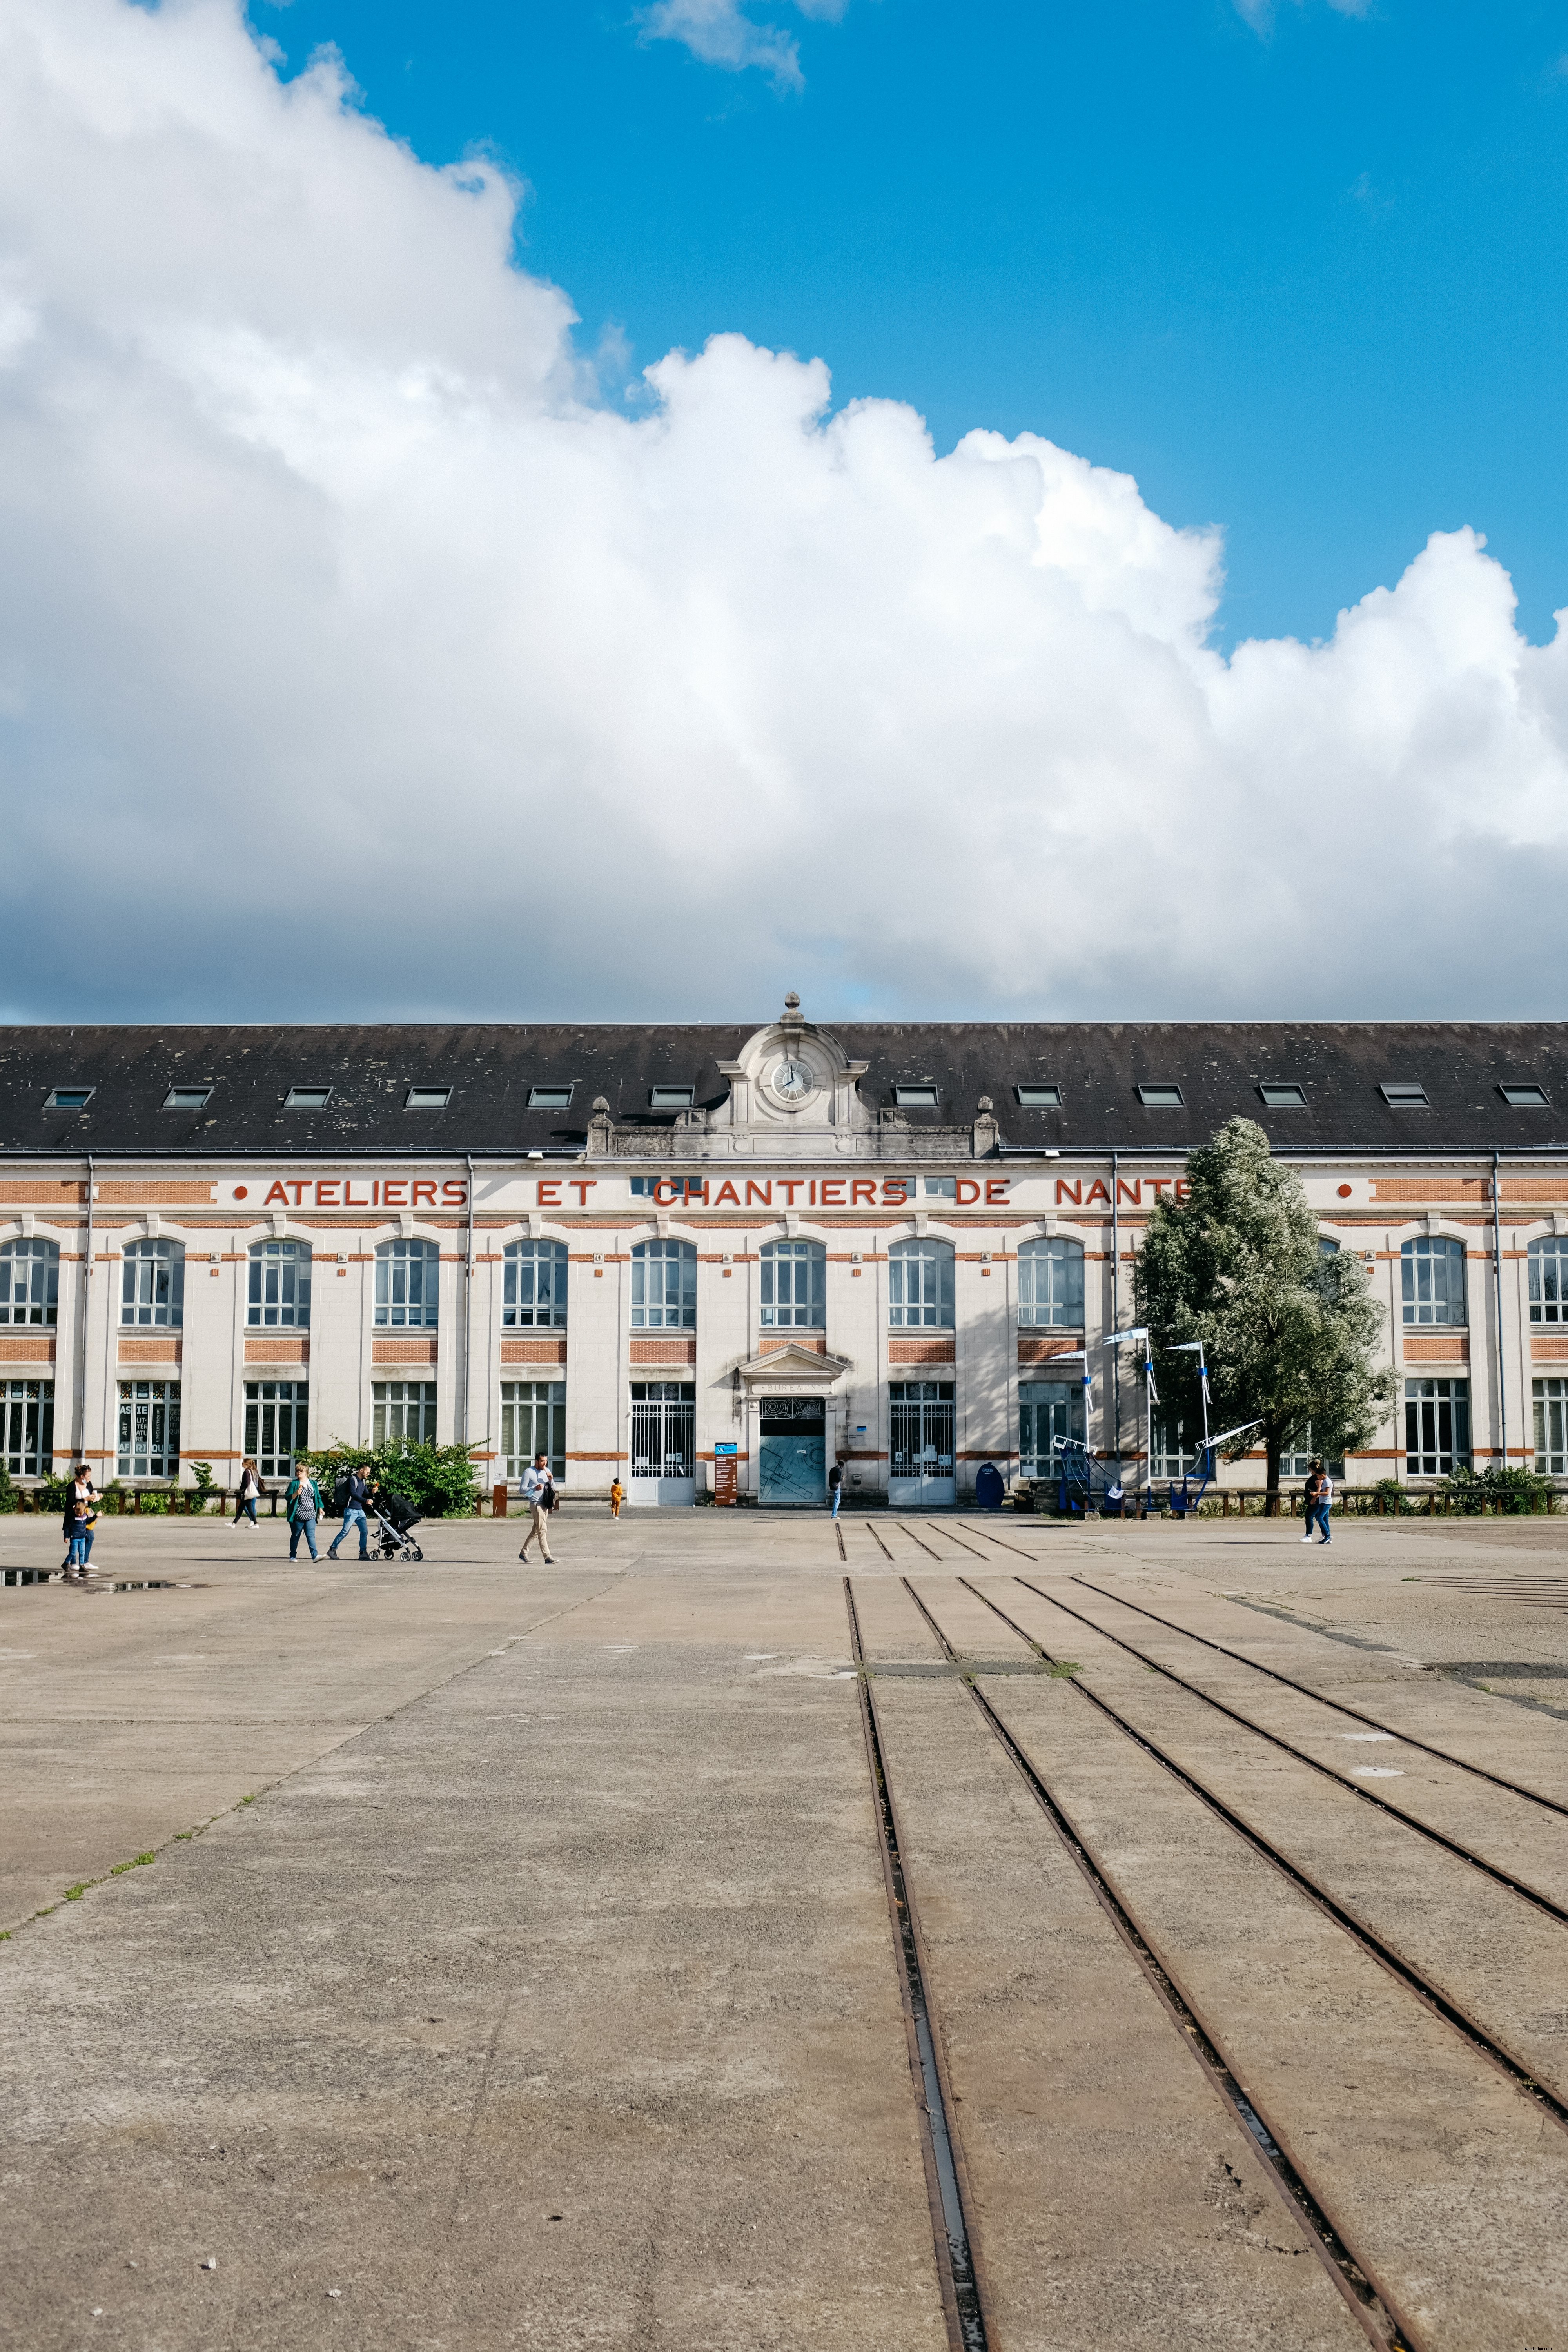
[0,0,1566,1026]
[639,0,848,91]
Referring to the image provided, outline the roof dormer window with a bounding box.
[650,1087,694,1111]
[893,1085,939,1108]
[404,1087,451,1110]
[1015,1085,1062,1108]
[529,1087,574,1109]
[45,1087,94,1110]
[1380,1083,1428,1108]
[1259,1083,1307,1107]
[285,1087,332,1109]
[1500,1084,1549,1108]
[162,1086,212,1111]
[1136,1084,1183,1108]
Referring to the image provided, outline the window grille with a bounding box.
[375,1239,439,1327]
[888,1238,955,1328]
[0,1379,53,1477]
[1017,1236,1084,1328]
[0,1237,58,1327]
[889,1382,954,1478]
[243,1382,309,1478]
[1401,1236,1465,1326]
[118,1380,180,1479]
[630,1382,695,1478]
[1535,1378,1568,1475]
[372,1381,437,1445]
[630,1239,696,1329]
[1405,1378,1469,1477]
[248,1241,311,1327]
[1528,1237,1568,1325]
[1018,1380,1082,1478]
[501,1381,566,1481]
[121,1238,184,1328]
[503,1239,568,1328]
[759,1240,825,1328]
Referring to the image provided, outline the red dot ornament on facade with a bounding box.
[1337,1184,1352,1198]
[234,1186,248,1200]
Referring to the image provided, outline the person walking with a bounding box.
[61,1464,97,1581]
[828,1458,844,1519]
[232,1458,263,1531]
[1301,1460,1325,1543]
[1313,1459,1334,1544]
[327,1463,372,1561]
[609,1477,624,1521]
[287,1462,322,1561]
[518,1454,556,1563]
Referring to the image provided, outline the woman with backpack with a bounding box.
[286,1462,322,1562]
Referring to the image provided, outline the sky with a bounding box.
[0,0,1566,1026]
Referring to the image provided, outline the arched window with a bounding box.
[1017,1236,1083,1328]
[248,1240,311,1328]
[1401,1235,1465,1327]
[1528,1236,1568,1325]
[760,1239,825,1328]
[889,1237,955,1329]
[375,1238,439,1328]
[0,1237,58,1327]
[631,1238,696,1329]
[122,1237,184,1328]
[503,1239,568,1328]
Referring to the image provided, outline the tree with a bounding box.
[1136,1117,1395,1510]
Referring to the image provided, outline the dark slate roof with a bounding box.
[0,1022,1565,1156]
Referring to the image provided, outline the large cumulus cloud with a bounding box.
[0,0,1565,1024]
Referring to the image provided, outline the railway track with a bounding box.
[844,1562,1568,2350]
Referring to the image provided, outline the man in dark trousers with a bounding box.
[827,1457,844,1519]
[328,1463,372,1561]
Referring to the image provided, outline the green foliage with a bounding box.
[295,1434,481,1518]
[1440,1462,1555,1515]
[1137,1117,1396,1495]
[0,1463,15,1514]
[1368,1476,1415,1514]
[189,1461,217,1505]
[36,1469,72,1514]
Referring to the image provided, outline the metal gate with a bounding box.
[630,1381,695,1506]
[759,1397,826,1506]
[889,1381,955,1508]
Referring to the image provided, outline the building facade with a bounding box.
[4,1005,1568,1502]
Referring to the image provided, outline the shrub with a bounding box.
[1369,1477,1414,1515]
[0,1463,15,1515]
[1441,1463,1555,1515]
[295,1435,481,1518]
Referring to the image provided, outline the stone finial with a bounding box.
[784,991,800,1013]
[978,1096,994,1112]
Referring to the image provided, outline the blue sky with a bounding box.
[250,0,1568,650]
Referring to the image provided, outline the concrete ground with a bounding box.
[2,1506,1568,2352]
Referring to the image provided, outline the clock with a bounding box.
[772,1058,814,1104]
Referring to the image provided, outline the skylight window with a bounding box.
[45,1087,94,1110]
[1380,1083,1429,1108]
[650,1087,694,1110]
[1259,1083,1307,1108]
[404,1087,451,1110]
[1015,1085,1062,1108]
[1137,1084,1184,1107]
[162,1086,212,1110]
[529,1087,574,1109]
[1500,1084,1550,1108]
[893,1085,939,1108]
[285,1087,332,1109]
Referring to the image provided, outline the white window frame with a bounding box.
[759,1240,825,1328]
[375,1238,439,1328]
[1534,1377,1568,1475]
[244,1381,309,1477]
[503,1239,568,1328]
[248,1240,311,1328]
[630,1238,696,1329]
[1401,1235,1465,1327]
[372,1381,438,1445]
[502,1380,566,1480]
[0,1378,54,1477]
[1528,1236,1568,1325]
[118,1379,180,1479]
[888,1238,955,1329]
[1405,1378,1470,1477]
[0,1237,59,1327]
[121,1237,185,1328]
[1016,1236,1084,1329]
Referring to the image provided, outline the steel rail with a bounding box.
[843,1580,990,2352]
[1064,1572,1568,1819]
[1004,1580,1568,1926]
[951,1578,1568,2134]
[888,1576,1408,2352]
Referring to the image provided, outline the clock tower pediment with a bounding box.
[717,993,870,1142]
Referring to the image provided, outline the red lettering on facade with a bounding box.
[288,1180,309,1206]
[1085,1180,1111,1206]
[442,1180,468,1207]
[955,1179,981,1206]
[820,1179,844,1207]
[685,1180,708,1206]
[568,1180,596,1207]
[1055,1178,1082,1205]
[1149,1176,1171,1200]
[382,1179,408,1208]
[851,1179,877,1206]
[652,1178,681,1207]
[315,1180,340,1208]
[985,1178,1011,1205]
[745,1180,774,1207]
[1174,1178,1191,1201]
[1117,1179,1142,1205]
[537,1180,562,1207]
[263,1180,289,1207]
[713,1180,740,1206]
[412,1180,437,1207]
[779,1180,803,1205]
[345,1181,372,1208]
[881,1178,909,1206]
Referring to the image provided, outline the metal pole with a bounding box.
[462,1151,475,1454]
[1110,1150,1121,1465]
[76,1152,94,1459]
[1492,1147,1508,1468]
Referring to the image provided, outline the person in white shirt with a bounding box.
[518,1454,556,1564]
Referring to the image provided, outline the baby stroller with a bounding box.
[370,1487,424,1562]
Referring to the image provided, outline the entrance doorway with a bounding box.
[629,1381,695,1506]
[759,1397,826,1506]
[889,1381,955,1507]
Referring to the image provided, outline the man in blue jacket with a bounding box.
[327,1464,372,1561]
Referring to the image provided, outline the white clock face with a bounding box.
[773,1058,813,1103]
